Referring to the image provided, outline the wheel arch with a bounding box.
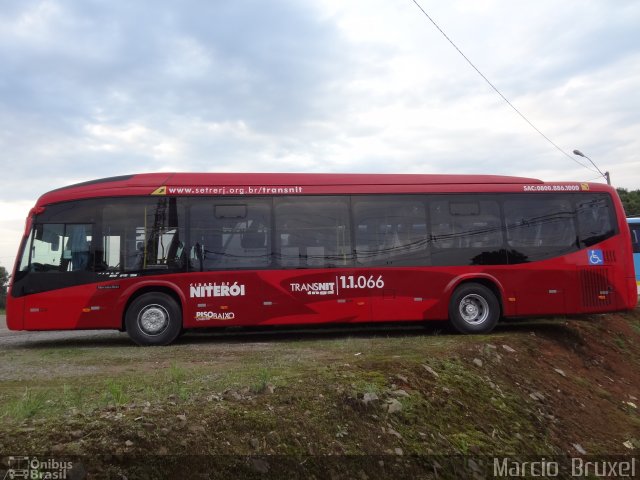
[118,282,185,331]
[444,274,505,318]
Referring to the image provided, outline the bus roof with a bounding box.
[34,172,614,206]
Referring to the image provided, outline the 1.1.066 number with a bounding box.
[338,275,385,289]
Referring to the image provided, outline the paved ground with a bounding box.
[0,315,127,347]
[0,315,438,349]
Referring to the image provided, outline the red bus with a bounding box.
[7,173,637,345]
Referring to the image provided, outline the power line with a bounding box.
[573,149,610,184]
[582,174,606,182]
[409,0,599,175]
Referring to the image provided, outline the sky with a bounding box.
[1,0,640,268]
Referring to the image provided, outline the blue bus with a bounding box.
[629,217,640,293]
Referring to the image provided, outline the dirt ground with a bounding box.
[1,309,639,479]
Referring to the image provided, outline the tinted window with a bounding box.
[275,196,351,268]
[23,223,93,272]
[505,197,576,247]
[429,196,505,265]
[630,223,640,254]
[12,198,187,297]
[431,198,502,249]
[576,194,616,247]
[504,195,577,263]
[353,196,428,266]
[190,198,271,270]
[22,199,98,273]
[102,198,185,272]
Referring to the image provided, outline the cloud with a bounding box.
[1,0,640,265]
[0,0,353,197]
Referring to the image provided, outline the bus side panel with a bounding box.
[251,269,452,325]
[509,268,574,316]
[5,292,25,330]
[22,283,123,330]
[255,270,372,326]
[368,269,447,322]
[179,271,277,329]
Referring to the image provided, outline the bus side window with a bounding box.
[102,199,185,273]
[505,197,575,248]
[275,197,351,268]
[66,224,92,271]
[189,199,271,270]
[353,196,427,266]
[430,198,501,249]
[28,224,65,272]
[431,222,456,249]
[577,194,615,247]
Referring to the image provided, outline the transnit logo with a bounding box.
[290,282,335,296]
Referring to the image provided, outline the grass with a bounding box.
[0,309,638,477]
[4,388,47,420]
[104,379,129,408]
[62,383,85,409]
[249,367,273,394]
[166,362,191,400]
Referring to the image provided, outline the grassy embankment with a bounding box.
[1,308,639,478]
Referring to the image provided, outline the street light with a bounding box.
[573,149,611,185]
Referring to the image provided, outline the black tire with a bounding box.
[448,283,500,334]
[125,292,182,346]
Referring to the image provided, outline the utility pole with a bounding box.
[573,149,611,185]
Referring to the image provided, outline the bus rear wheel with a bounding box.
[125,292,182,346]
[448,283,500,334]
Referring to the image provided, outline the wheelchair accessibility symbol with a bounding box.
[588,249,604,265]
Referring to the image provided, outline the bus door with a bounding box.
[186,200,272,327]
[21,223,99,329]
[185,271,266,327]
[504,196,579,315]
[353,196,432,322]
[265,196,371,324]
[366,269,434,322]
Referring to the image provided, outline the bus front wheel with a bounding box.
[448,283,500,334]
[125,292,183,346]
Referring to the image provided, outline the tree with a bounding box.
[0,265,7,310]
[616,188,640,217]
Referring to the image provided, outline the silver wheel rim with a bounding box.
[138,304,170,336]
[458,294,490,325]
